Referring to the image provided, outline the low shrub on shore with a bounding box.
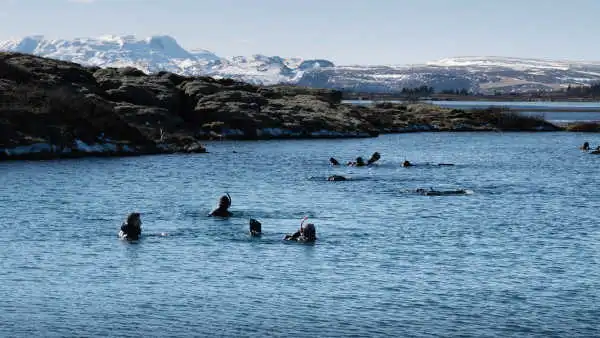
[470,107,556,130]
[565,122,600,132]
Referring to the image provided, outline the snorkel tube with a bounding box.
[225,193,232,208]
[300,216,308,232]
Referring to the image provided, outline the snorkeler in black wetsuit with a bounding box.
[120,212,142,240]
[249,218,262,236]
[209,193,232,217]
[284,217,317,242]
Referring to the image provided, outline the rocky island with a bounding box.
[0,52,561,161]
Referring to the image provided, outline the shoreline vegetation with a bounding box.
[345,93,600,104]
[342,85,600,103]
[346,100,600,113]
[0,52,596,161]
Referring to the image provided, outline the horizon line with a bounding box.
[4,33,600,66]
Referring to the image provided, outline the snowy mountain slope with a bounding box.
[2,35,600,93]
[0,35,209,73]
[426,56,600,71]
[0,35,329,85]
[297,56,600,93]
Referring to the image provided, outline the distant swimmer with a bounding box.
[367,152,381,165]
[415,188,468,196]
[284,216,317,242]
[354,157,366,167]
[348,153,380,167]
[329,157,340,166]
[209,193,232,217]
[249,219,262,236]
[119,212,142,240]
[327,175,347,181]
[403,161,453,167]
[581,142,590,151]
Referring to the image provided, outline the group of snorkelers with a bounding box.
[119,193,317,243]
[329,152,454,171]
[118,151,471,241]
[327,152,468,196]
[329,152,381,167]
[329,152,420,167]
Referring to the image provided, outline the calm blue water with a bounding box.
[1,133,599,337]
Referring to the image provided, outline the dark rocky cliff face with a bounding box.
[0,53,378,160]
[0,52,561,161]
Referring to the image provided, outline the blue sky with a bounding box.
[1,0,599,65]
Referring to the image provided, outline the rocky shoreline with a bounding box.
[0,52,562,161]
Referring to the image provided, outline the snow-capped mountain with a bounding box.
[297,56,600,93]
[2,35,600,93]
[0,35,326,85]
[0,35,207,72]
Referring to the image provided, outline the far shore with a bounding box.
[343,93,600,104]
[343,100,600,113]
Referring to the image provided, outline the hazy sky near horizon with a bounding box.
[1,0,599,64]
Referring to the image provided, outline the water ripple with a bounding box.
[0,133,599,337]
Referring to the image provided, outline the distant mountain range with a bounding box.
[2,34,600,93]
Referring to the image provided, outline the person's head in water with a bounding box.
[402,160,412,167]
[249,218,262,235]
[302,223,316,241]
[367,152,381,165]
[583,142,590,150]
[356,157,365,166]
[329,157,340,166]
[127,212,142,228]
[285,216,316,241]
[218,194,231,210]
[121,212,142,240]
[209,193,233,217]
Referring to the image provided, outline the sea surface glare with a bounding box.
[1,132,598,337]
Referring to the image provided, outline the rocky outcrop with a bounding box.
[0,53,562,161]
[0,53,377,161]
[351,103,562,133]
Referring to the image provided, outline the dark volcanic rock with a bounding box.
[0,52,562,161]
[179,80,222,97]
[353,103,562,133]
[0,52,374,160]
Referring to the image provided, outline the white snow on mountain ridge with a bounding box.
[0,34,317,85]
[427,56,600,71]
[3,34,600,92]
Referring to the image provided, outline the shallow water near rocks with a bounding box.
[1,132,599,337]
